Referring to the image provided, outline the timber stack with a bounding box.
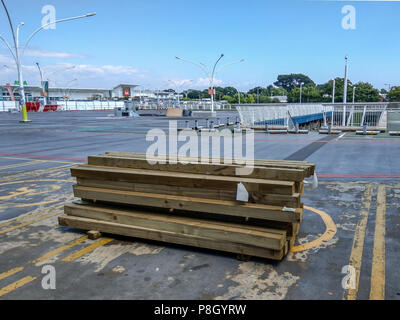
[59,152,315,260]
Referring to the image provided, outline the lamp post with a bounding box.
[332,79,336,103]
[168,79,192,108]
[299,82,304,103]
[176,54,244,112]
[35,62,48,107]
[0,0,96,122]
[352,86,356,103]
[63,78,77,100]
[343,55,349,126]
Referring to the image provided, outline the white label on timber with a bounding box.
[312,174,319,189]
[236,183,249,202]
[282,207,296,213]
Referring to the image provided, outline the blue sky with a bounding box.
[0,0,399,91]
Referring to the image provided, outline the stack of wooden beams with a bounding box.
[59,152,315,260]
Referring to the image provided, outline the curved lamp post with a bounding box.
[0,0,95,121]
[175,54,244,112]
[168,79,192,108]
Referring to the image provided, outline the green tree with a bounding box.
[353,82,381,102]
[274,74,315,92]
[244,93,256,104]
[387,86,400,102]
[267,85,288,97]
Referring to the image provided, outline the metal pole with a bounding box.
[332,79,336,103]
[343,56,349,126]
[300,83,304,104]
[352,86,356,103]
[36,62,47,107]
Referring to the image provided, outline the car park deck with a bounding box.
[0,111,399,300]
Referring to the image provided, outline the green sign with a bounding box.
[14,81,28,85]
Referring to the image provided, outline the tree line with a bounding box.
[178,73,400,103]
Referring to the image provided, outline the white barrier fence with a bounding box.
[0,100,125,112]
[237,104,332,127]
[57,100,124,111]
[236,102,392,129]
[324,103,389,128]
[0,100,18,112]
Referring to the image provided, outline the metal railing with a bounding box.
[322,102,391,128]
[236,102,396,129]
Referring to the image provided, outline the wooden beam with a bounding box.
[72,185,302,223]
[58,215,285,260]
[88,155,306,182]
[71,165,295,195]
[64,203,286,250]
[76,178,302,207]
[103,152,315,176]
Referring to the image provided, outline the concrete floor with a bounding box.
[0,111,399,300]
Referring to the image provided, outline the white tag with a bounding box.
[236,182,249,202]
[282,207,296,212]
[312,173,319,189]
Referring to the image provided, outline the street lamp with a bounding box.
[299,82,304,104]
[175,54,244,112]
[343,55,349,126]
[35,62,47,107]
[168,79,192,108]
[332,79,336,103]
[63,78,78,100]
[0,0,96,122]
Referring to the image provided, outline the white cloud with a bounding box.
[23,49,86,59]
[192,77,223,88]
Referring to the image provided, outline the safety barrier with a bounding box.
[237,102,394,130]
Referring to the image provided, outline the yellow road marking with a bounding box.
[0,161,40,170]
[0,164,76,182]
[62,238,114,262]
[0,184,61,201]
[0,211,62,235]
[0,235,89,286]
[370,186,386,300]
[32,236,89,264]
[0,156,82,165]
[0,267,24,281]
[0,276,37,297]
[0,204,63,229]
[290,206,337,253]
[344,185,373,300]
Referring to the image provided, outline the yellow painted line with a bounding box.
[0,235,89,286]
[62,238,114,262]
[0,205,63,229]
[33,236,89,264]
[344,185,373,300]
[0,276,37,297]
[0,267,24,281]
[0,210,62,235]
[290,206,337,253]
[370,186,386,300]
[0,184,61,201]
[0,156,82,165]
[0,164,76,182]
[0,161,40,170]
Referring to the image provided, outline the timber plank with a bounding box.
[58,215,285,260]
[72,185,302,223]
[103,152,315,176]
[76,178,302,207]
[64,203,286,250]
[71,165,295,195]
[88,155,305,182]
